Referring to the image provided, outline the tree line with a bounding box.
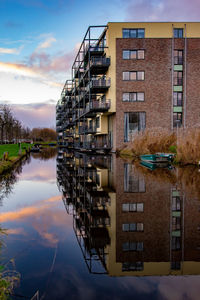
[0,104,56,143]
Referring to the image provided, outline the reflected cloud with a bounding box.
[7,228,27,235]
[0,195,71,247]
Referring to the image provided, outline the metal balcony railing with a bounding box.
[79,125,97,135]
[87,77,111,90]
[89,57,110,68]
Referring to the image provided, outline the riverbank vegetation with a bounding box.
[119,127,200,166]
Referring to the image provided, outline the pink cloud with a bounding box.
[12,102,56,128]
[28,50,74,73]
[124,0,200,21]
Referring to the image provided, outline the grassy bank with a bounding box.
[0,143,31,175]
[119,127,200,166]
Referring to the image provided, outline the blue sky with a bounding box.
[0,0,199,127]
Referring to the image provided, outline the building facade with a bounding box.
[56,22,200,152]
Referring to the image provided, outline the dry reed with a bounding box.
[130,128,176,156]
[176,127,200,165]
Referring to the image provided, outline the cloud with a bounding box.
[37,37,56,50]
[124,0,200,21]
[12,102,56,128]
[28,49,74,73]
[0,194,72,247]
[0,46,23,55]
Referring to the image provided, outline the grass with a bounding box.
[0,227,20,300]
[0,143,31,160]
[0,144,31,175]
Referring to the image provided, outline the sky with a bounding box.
[0,0,200,128]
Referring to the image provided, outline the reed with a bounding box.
[130,128,176,156]
[176,127,200,165]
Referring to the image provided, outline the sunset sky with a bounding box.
[0,0,199,128]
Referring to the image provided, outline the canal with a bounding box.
[1,148,200,300]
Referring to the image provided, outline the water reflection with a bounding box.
[57,150,200,277]
[0,156,30,205]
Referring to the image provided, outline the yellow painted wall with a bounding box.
[96,114,108,135]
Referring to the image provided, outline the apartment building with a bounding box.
[56,22,200,152]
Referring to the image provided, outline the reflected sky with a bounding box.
[1,153,200,300]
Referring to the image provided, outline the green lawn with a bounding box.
[0,143,31,159]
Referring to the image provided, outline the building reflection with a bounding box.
[57,150,200,276]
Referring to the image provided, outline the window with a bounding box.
[173,112,182,128]
[122,242,144,252]
[172,196,181,211]
[123,28,145,38]
[122,203,144,212]
[174,71,183,85]
[174,50,183,65]
[122,50,144,60]
[171,261,181,270]
[122,223,144,232]
[122,262,143,272]
[174,28,183,38]
[123,50,130,59]
[96,116,100,128]
[124,112,146,142]
[173,92,182,106]
[172,237,181,250]
[123,71,145,81]
[172,216,181,230]
[137,71,145,80]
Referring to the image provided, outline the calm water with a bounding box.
[1,149,200,300]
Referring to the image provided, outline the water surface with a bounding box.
[1,149,200,300]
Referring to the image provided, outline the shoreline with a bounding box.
[0,153,29,176]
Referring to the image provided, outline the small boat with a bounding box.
[140,160,170,170]
[140,153,174,163]
[31,146,40,153]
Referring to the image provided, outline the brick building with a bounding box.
[56,22,200,152]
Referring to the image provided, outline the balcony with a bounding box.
[84,43,105,60]
[79,124,97,135]
[79,99,110,119]
[87,77,111,93]
[88,57,110,75]
[82,139,111,151]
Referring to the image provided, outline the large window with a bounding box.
[174,71,183,85]
[123,29,145,38]
[173,92,182,106]
[174,28,183,38]
[122,242,144,251]
[123,71,145,81]
[122,203,144,212]
[124,112,146,142]
[123,92,144,102]
[124,163,145,192]
[174,50,183,65]
[122,223,144,232]
[123,50,145,60]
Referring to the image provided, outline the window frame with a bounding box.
[122,49,145,60]
[122,71,145,81]
[174,28,184,38]
[123,28,145,38]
